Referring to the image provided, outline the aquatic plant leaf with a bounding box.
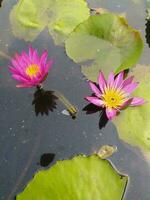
[65,14,143,82]
[47,0,90,45]
[147,8,150,20]
[132,0,142,4]
[10,0,51,41]
[10,0,90,44]
[113,65,150,158]
[0,0,3,7]
[16,155,128,200]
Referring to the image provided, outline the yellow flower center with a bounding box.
[102,87,126,109]
[26,64,40,77]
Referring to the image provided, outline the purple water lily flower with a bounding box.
[9,46,53,88]
[85,71,146,120]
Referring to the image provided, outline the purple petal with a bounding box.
[120,98,132,109]
[85,96,104,107]
[130,97,146,106]
[123,82,139,94]
[122,76,134,87]
[98,71,106,93]
[106,108,118,120]
[88,81,101,97]
[114,71,124,88]
[108,72,115,87]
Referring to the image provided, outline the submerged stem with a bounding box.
[54,90,77,118]
[7,131,43,200]
[0,51,11,60]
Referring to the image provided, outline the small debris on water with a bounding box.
[40,153,55,167]
[61,109,70,116]
[96,145,117,159]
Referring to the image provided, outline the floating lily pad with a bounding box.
[47,0,90,45]
[10,0,90,45]
[16,155,128,200]
[10,0,50,41]
[132,0,142,4]
[113,65,150,158]
[65,14,143,82]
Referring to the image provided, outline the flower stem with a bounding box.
[0,51,11,60]
[54,90,77,118]
[0,51,78,117]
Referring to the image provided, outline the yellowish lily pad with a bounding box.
[10,0,90,45]
[16,155,128,200]
[113,65,150,159]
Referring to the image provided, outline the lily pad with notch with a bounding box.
[16,154,128,200]
[65,13,143,82]
[10,0,90,45]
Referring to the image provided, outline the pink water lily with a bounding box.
[85,71,146,120]
[9,46,53,88]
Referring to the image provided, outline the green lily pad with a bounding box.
[10,0,51,41]
[10,0,90,45]
[16,155,128,200]
[47,0,90,45]
[113,65,150,158]
[132,0,142,4]
[65,14,143,82]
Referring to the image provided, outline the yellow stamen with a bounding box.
[102,87,126,109]
[26,64,40,77]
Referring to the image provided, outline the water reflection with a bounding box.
[83,103,108,129]
[32,87,58,116]
[39,153,55,167]
[145,18,150,47]
[0,0,3,7]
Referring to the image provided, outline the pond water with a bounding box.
[0,0,150,199]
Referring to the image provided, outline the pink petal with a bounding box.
[21,53,30,66]
[98,71,106,93]
[120,98,132,109]
[130,97,146,106]
[29,46,34,59]
[32,49,39,63]
[12,74,29,83]
[10,46,52,88]
[108,72,115,87]
[122,76,134,87]
[11,58,19,68]
[45,59,53,71]
[114,71,124,88]
[40,50,48,65]
[85,96,104,107]
[9,66,20,74]
[16,83,33,88]
[106,108,118,120]
[88,81,101,97]
[123,82,139,94]
[14,53,21,62]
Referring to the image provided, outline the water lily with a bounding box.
[85,71,145,120]
[9,47,53,88]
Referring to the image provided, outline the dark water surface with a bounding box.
[0,0,150,199]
